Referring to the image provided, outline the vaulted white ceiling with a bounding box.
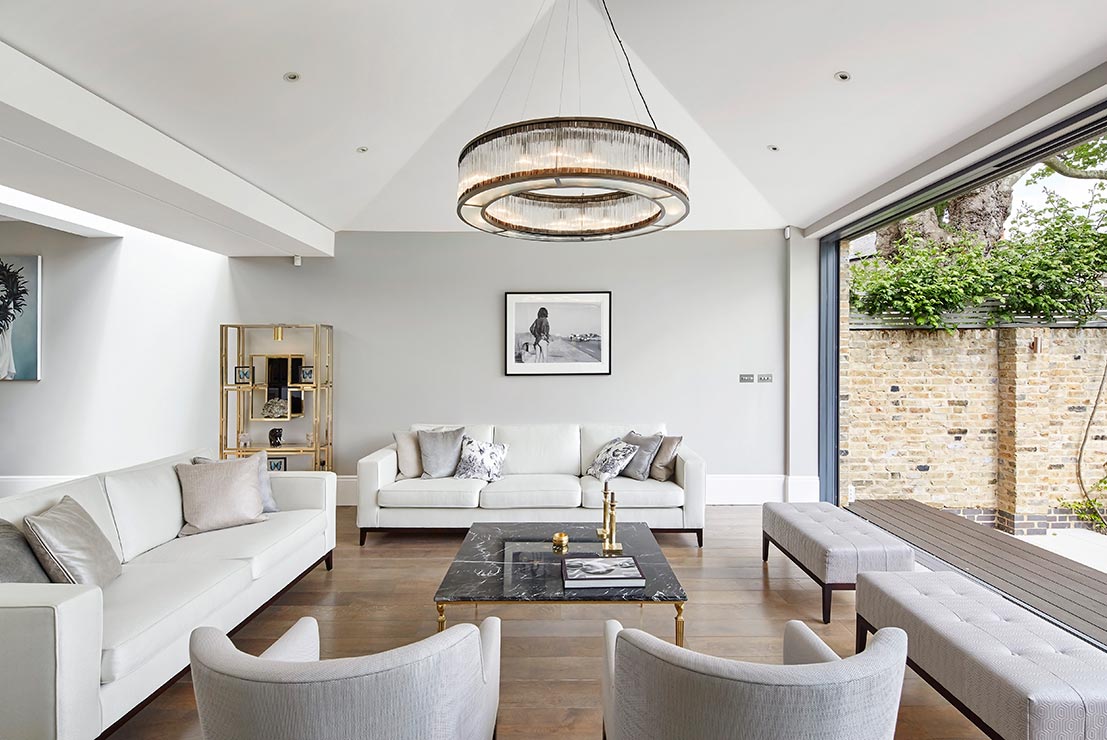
[0,0,1105,254]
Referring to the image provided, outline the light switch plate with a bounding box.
[739,374,754,383]
[757,373,773,383]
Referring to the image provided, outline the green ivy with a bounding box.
[850,188,1107,330]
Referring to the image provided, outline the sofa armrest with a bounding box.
[674,445,706,529]
[356,445,398,528]
[0,584,103,740]
[270,472,337,551]
[602,620,623,740]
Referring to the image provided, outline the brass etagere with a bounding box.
[219,324,333,471]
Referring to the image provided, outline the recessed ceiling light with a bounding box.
[767,145,780,152]
[355,146,369,154]
[834,70,852,82]
[283,72,301,82]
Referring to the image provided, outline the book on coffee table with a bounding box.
[562,556,645,589]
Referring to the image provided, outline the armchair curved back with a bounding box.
[605,621,906,740]
[190,617,500,740]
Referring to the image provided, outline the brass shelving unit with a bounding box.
[219,324,333,471]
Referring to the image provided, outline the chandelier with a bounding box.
[456,1,689,241]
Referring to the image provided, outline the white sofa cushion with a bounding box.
[130,510,325,579]
[0,476,124,561]
[104,458,190,562]
[100,559,252,682]
[378,478,484,508]
[580,424,666,475]
[495,424,580,475]
[479,475,582,509]
[581,475,684,509]
[411,423,493,444]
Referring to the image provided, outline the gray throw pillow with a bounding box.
[419,427,466,478]
[176,456,266,536]
[586,438,640,482]
[0,518,51,583]
[23,497,122,586]
[620,431,664,481]
[650,435,683,481]
[193,451,279,512]
[393,430,424,479]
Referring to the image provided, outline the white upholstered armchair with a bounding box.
[190,616,501,740]
[602,619,907,740]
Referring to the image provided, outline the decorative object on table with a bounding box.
[620,431,665,481]
[0,255,40,381]
[601,484,623,555]
[219,324,333,471]
[261,396,289,419]
[563,556,644,589]
[268,427,283,447]
[456,3,688,242]
[552,532,569,554]
[267,457,287,472]
[505,292,611,376]
[454,435,508,482]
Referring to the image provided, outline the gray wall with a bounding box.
[231,229,787,475]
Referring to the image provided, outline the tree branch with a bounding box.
[1043,155,1107,180]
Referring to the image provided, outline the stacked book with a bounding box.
[562,556,645,589]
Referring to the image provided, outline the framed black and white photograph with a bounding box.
[234,365,252,384]
[298,365,314,384]
[267,457,287,472]
[505,292,610,376]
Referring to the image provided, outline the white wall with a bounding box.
[0,221,237,494]
[229,229,789,478]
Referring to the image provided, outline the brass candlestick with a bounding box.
[602,488,622,554]
[597,480,612,538]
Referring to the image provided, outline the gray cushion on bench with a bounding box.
[763,502,914,584]
[858,570,1107,740]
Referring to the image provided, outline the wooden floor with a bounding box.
[112,506,985,740]
[851,498,1107,647]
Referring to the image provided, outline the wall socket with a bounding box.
[757,373,773,383]
[739,374,754,383]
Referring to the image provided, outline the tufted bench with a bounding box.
[762,502,914,623]
[857,570,1107,740]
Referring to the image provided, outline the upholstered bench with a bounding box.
[762,502,914,623]
[857,571,1107,740]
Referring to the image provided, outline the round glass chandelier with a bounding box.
[457,117,688,240]
[456,0,689,241]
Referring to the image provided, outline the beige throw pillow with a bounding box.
[393,431,424,479]
[24,496,122,586]
[650,436,684,481]
[176,456,266,536]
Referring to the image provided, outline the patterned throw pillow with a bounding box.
[454,436,509,482]
[586,438,641,482]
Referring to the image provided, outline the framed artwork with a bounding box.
[0,255,41,381]
[299,365,314,384]
[267,457,287,472]
[505,292,611,376]
[234,366,252,384]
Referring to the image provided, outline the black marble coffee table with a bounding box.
[434,522,688,646]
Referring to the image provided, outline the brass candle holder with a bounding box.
[599,481,622,554]
[552,531,569,554]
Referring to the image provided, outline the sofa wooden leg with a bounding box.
[855,616,869,654]
[822,585,832,624]
[762,531,769,562]
[324,550,334,571]
[359,528,368,546]
[695,529,703,548]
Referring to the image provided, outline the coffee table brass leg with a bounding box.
[436,603,446,633]
[674,603,685,647]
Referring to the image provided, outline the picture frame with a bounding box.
[267,457,287,472]
[505,292,611,376]
[299,365,314,384]
[0,255,42,381]
[233,365,252,384]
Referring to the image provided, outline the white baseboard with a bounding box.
[0,476,80,499]
[337,473,815,508]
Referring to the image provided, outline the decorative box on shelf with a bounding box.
[219,324,333,472]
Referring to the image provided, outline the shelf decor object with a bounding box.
[455,0,689,241]
[219,324,333,472]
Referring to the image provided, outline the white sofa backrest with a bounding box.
[411,423,494,444]
[104,461,188,562]
[494,424,581,476]
[580,423,667,475]
[0,475,124,560]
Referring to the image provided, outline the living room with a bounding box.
[1,3,1106,740]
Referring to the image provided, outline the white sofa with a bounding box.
[357,423,705,546]
[0,451,337,740]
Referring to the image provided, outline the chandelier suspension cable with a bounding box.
[522,0,558,120]
[599,1,642,124]
[558,0,572,117]
[574,0,583,115]
[599,0,656,128]
[486,0,548,129]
